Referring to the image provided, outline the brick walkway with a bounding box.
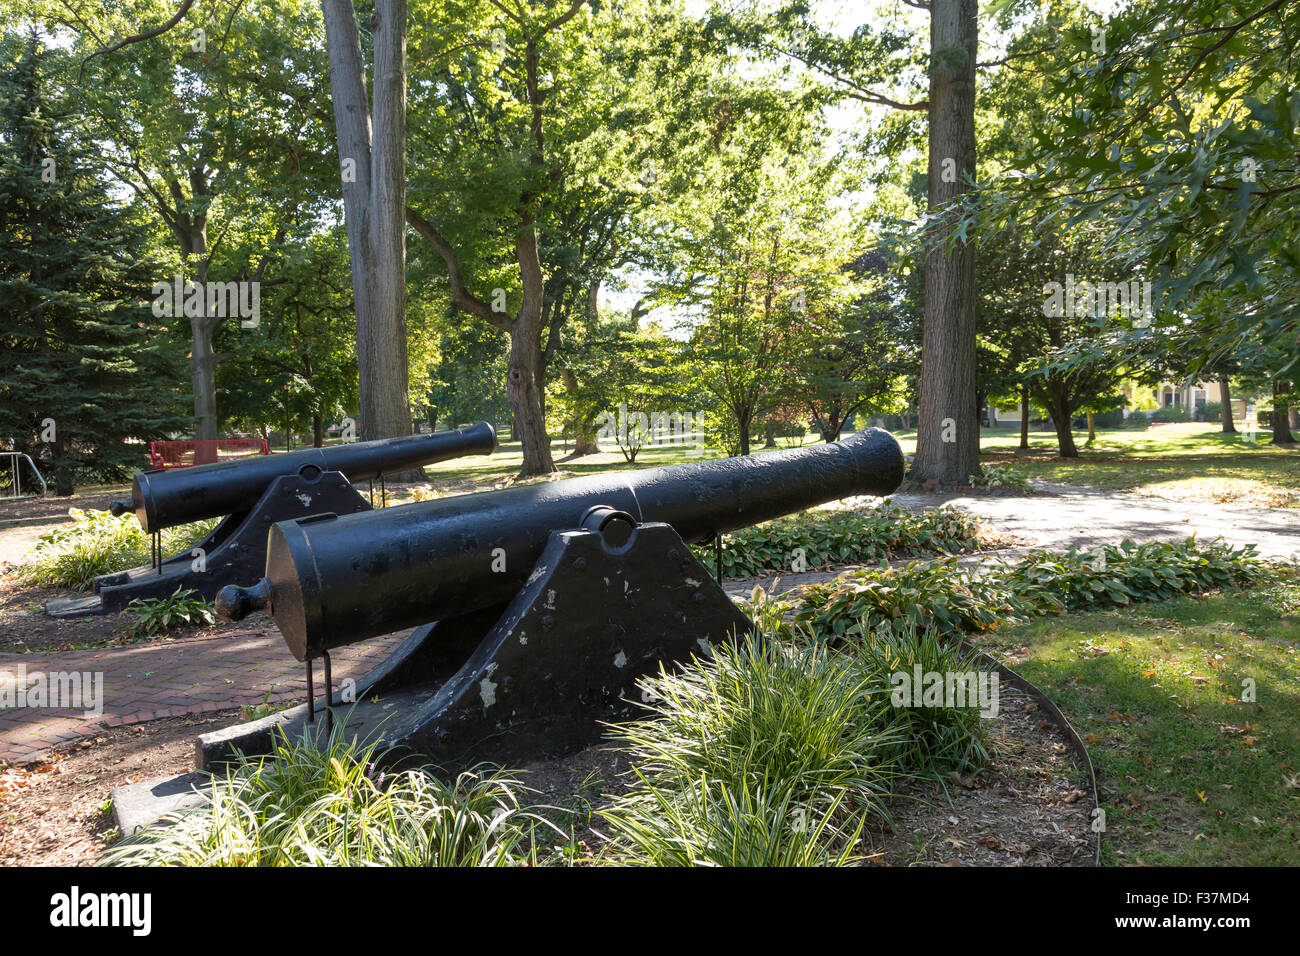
[0,629,406,762]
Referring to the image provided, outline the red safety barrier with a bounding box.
[149,439,270,470]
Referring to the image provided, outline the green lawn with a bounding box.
[48,422,1300,506]
[977,577,1300,865]
[890,422,1300,507]
[416,432,821,489]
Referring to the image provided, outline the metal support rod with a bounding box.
[368,479,374,508]
[322,650,333,735]
[379,473,386,509]
[305,657,314,723]
[714,533,723,587]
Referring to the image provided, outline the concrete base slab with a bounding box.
[111,772,208,835]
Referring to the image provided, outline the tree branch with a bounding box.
[405,206,511,329]
[79,0,196,79]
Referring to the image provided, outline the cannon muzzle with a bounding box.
[119,422,496,533]
[237,427,904,661]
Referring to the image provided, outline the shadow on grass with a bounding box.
[978,580,1300,865]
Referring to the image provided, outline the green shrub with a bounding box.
[1091,408,1127,428]
[600,635,904,865]
[101,730,535,867]
[119,588,216,639]
[1150,405,1190,423]
[791,557,1032,644]
[993,538,1267,612]
[695,500,983,579]
[18,509,218,591]
[850,622,993,775]
[968,464,1035,493]
[783,537,1269,660]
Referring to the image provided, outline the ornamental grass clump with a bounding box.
[850,621,994,776]
[101,730,535,867]
[600,633,906,866]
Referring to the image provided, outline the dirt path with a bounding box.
[901,483,1299,560]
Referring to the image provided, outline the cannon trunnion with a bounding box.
[202,428,906,770]
[44,423,497,619]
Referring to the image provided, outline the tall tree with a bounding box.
[0,33,187,493]
[320,0,416,451]
[709,0,981,480]
[405,0,689,475]
[51,0,335,450]
[911,0,979,480]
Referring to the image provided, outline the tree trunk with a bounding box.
[510,227,556,476]
[508,325,553,475]
[190,314,219,445]
[1019,386,1030,449]
[1272,379,1294,444]
[1046,387,1078,458]
[822,412,843,443]
[1218,374,1236,432]
[561,367,600,455]
[737,407,752,457]
[313,414,324,447]
[321,0,419,476]
[1085,410,1096,446]
[911,0,980,483]
[764,420,776,448]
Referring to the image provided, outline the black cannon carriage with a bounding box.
[44,423,497,618]
[205,428,905,771]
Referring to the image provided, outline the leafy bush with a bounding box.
[101,730,535,867]
[791,558,1031,644]
[1150,404,1190,423]
[18,509,217,591]
[787,538,1268,646]
[968,464,1035,493]
[119,588,216,639]
[695,500,983,579]
[994,538,1267,612]
[1090,408,1127,428]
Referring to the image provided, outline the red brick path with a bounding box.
[0,629,406,762]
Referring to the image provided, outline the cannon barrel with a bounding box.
[222,427,904,661]
[113,423,497,533]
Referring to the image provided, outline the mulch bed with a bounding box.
[0,711,246,866]
[0,683,1096,867]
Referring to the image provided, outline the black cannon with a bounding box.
[45,423,497,618]
[203,428,904,770]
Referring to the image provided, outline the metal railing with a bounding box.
[0,451,47,500]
